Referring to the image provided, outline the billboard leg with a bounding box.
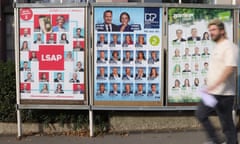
[89,110,93,137]
[17,109,22,140]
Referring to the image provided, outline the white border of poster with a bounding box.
[93,7,163,105]
[167,8,233,104]
[19,8,86,100]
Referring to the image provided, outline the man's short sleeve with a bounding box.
[225,42,238,67]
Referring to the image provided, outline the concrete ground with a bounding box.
[0,130,239,144]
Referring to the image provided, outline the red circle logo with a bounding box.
[20,8,33,21]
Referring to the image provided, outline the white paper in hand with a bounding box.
[197,88,218,107]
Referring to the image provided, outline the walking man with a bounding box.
[195,19,238,144]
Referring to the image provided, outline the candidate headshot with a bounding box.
[55,83,64,94]
[97,50,107,64]
[24,72,34,82]
[148,51,159,64]
[40,83,49,94]
[75,61,84,72]
[65,51,74,61]
[21,28,30,37]
[59,33,69,44]
[96,83,107,95]
[52,15,67,32]
[20,83,30,93]
[73,84,84,94]
[148,67,159,80]
[99,10,119,32]
[74,28,84,38]
[109,34,121,47]
[122,67,133,80]
[188,28,201,41]
[33,33,44,44]
[54,72,64,82]
[73,41,84,51]
[96,67,107,80]
[20,61,31,71]
[69,72,80,83]
[122,83,133,96]
[109,67,121,80]
[122,51,133,64]
[46,33,56,44]
[119,12,133,32]
[135,83,145,96]
[148,83,159,96]
[135,67,146,80]
[39,72,49,82]
[36,15,52,33]
[96,34,108,47]
[20,41,29,51]
[182,63,191,73]
[135,51,146,64]
[182,48,191,58]
[135,34,146,47]
[172,79,180,89]
[109,50,120,64]
[173,29,186,42]
[109,83,120,96]
[122,34,133,47]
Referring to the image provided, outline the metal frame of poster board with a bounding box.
[165,4,239,107]
[15,3,90,138]
[91,3,165,109]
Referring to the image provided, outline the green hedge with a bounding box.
[0,61,109,133]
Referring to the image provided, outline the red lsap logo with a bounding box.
[39,45,64,70]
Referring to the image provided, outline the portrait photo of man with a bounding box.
[109,34,121,47]
[96,83,107,96]
[69,73,80,83]
[122,51,133,64]
[24,72,34,82]
[173,29,186,42]
[147,84,159,96]
[135,83,145,96]
[109,83,120,96]
[187,28,201,41]
[54,72,64,82]
[122,83,133,96]
[20,61,31,71]
[96,67,107,80]
[122,67,133,80]
[109,67,121,80]
[97,50,107,64]
[96,34,108,47]
[96,10,119,32]
[135,67,146,80]
[74,28,84,38]
[109,50,120,64]
[148,51,159,64]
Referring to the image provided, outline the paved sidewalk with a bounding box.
[1,130,239,144]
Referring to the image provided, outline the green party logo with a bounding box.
[149,35,160,46]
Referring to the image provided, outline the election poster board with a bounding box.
[167,8,233,105]
[93,7,163,106]
[19,8,86,104]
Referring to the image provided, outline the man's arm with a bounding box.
[207,66,237,92]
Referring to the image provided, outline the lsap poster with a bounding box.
[94,7,163,106]
[19,8,86,101]
[167,8,233,104]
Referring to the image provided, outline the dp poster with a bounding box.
[93,7,163,105]
[19,8,86,101]
[167,8,233,104]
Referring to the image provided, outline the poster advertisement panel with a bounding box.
[93,7,163,106]
[19,8,86,102]
[167,8,233,105]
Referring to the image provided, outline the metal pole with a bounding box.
[14,5,22,139]
[87,3,94,137]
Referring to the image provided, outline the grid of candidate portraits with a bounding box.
[93,8,162,102]
[94,32,161,101]
[168,40,214,103]
[19,8,86,100]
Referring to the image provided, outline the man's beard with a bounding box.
[211,33,222,42]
